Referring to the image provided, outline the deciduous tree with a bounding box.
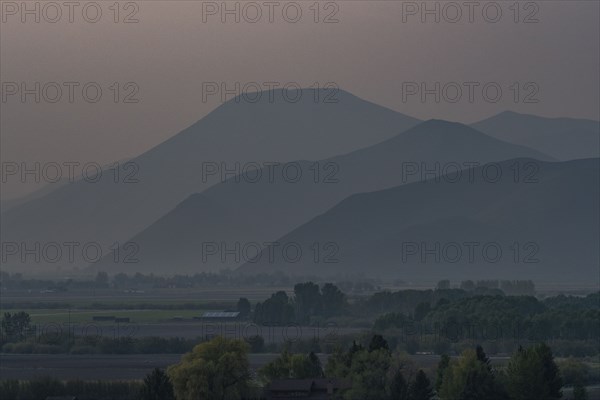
[167,336,250,400]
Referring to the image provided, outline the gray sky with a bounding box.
[1,0,599,199]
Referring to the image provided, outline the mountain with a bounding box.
[1,159,131,214]
[237,158,599,283]
[0,89,420,273]
[94,120,554,274]
[1,198,22,213]
[472,111,599,161]
[2,181,69,214]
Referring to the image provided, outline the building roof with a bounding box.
[268,379,314,392]
[45,397,78,400]
[267,378,351,392]
[312,379,351,390]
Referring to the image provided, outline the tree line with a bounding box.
[1,335,592,400]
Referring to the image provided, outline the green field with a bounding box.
[1,308,210,325]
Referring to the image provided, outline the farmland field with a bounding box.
[0,353,307,380]
[0,353,494,380]
[0,287,293,325]
[0,286,293,306]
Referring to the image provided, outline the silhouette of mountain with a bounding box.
[238,158,599,283]
[1,89,420,272]
[472,111,599,160]
[94,120,553,274]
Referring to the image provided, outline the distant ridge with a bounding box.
[472,111,599,160]
[238,158,599,283]
[1,89,420,272]
[94,119,554,274]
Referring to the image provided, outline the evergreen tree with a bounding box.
[138,368,174,400]
[506,343,562,400]
[307,351,324,378]
[236,297,251,318]
[475,345,490,366]
[435,354,450,393]
[408,370,434,400]
[536,343,563,399]
[389,369,409,400]
[573,381,588,400]
[368,334,390,353]
[346,340,365,368]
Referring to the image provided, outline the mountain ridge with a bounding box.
[237,157,599,282]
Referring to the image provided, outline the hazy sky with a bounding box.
[1,0,599,199]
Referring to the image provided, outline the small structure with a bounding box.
[196,311,240,320]
[266,379,351,399]
[45,396,78,400]
[92,316,115,321]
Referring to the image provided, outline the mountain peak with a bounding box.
[218,87,359,107]
[420,118,465,128]
[401,119,478,139]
